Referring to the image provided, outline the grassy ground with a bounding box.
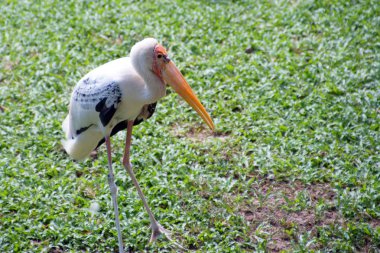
[1,0,379,252]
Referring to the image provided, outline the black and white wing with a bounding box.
[73,77,122,126]
[64,76,122,139]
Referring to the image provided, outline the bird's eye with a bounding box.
[157,54,163,59]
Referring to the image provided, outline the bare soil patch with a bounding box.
[171,123,230,142]
[239,176,343,252]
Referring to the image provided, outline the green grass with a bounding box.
[1,0,379,252]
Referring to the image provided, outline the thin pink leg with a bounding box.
[122,121,176,244]
[105,136,124,253]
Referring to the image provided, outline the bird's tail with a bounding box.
[62,115,102,161]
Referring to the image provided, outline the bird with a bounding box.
[62,38,214,252]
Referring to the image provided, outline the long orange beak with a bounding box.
[162,61,215,131]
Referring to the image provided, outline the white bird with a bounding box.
[62,38,214,252]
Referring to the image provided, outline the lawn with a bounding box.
[1,0,379,252]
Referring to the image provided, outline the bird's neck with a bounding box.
[131,58,166,103]
[142,72,166,103]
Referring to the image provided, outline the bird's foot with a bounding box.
[149,223,170,242]
[149,222,185,250]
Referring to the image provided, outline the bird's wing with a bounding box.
[68,76,123,137]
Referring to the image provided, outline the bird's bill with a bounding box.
[162,61,215,131]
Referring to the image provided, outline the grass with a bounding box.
[1,0,379,252]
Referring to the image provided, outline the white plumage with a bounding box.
[61,38,214,252]
[62,38,166,160]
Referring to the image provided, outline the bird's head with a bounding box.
[131,38,214,131]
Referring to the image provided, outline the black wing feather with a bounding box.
[95,97,118,127]
[73,79,122,128]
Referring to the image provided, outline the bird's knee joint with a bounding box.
[123,162,133,169]
[107,174,118,195]
[109,182,118,195]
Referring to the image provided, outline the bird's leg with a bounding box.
[105,136,124,253]
[122,121,178,245]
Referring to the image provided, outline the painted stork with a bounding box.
[62,38,214,252]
